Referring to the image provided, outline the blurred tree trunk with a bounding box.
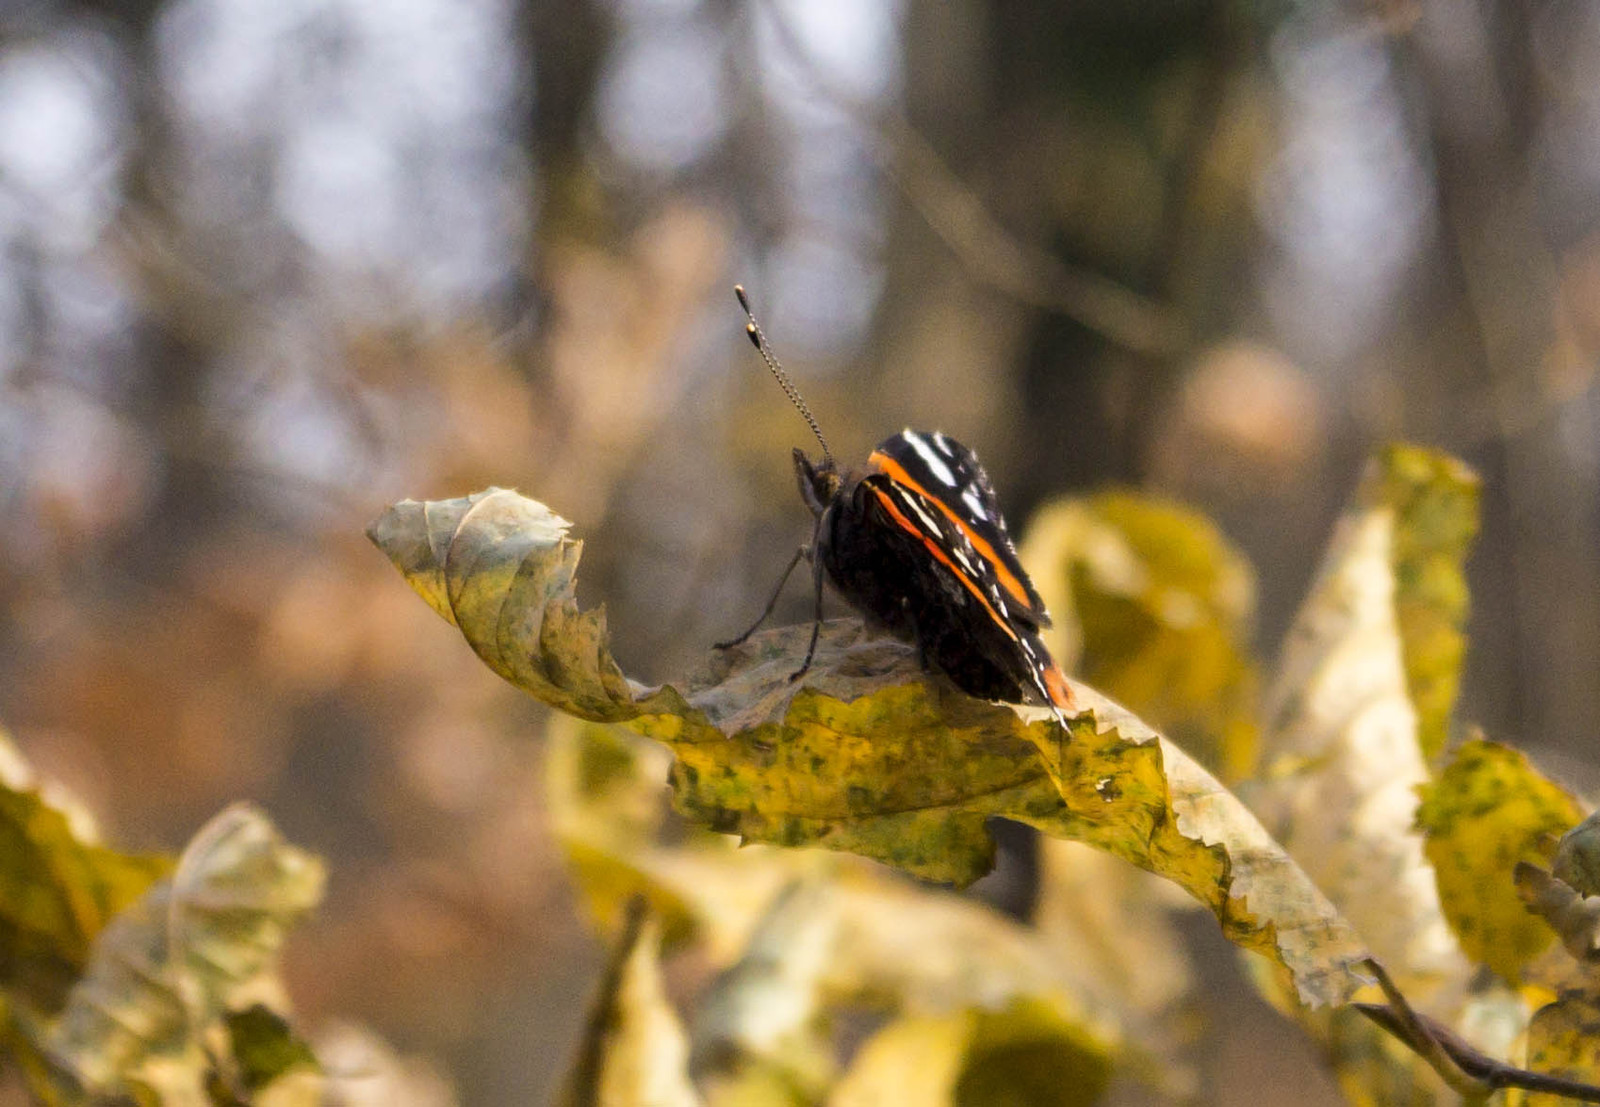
[883,0,1253,514]
[1396,3,1600,751]
[520,0,611,255]
[110,3,238,580]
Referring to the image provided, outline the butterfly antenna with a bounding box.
[734,285,832,464]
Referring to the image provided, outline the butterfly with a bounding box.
[717,286,1076,726]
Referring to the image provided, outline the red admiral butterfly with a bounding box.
[717,286,1076,726]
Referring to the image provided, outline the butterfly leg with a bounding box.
[900,598,932,671]
[714,545,808,650]
[789,546,828,683]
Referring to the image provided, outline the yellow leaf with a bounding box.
[312,1022,460,1107]
[1257,446,1476,994]
[830,1001,1113,1107]
[1416,739,1584,980]
[371,491,1373,1009]
[1250,445,1497,1107]
[1371,445,1479,764]
[561,905,702,1107]
[1034,839,1196,1092]
[1019,492,1259,781]
[828,1014,968,1107]
[549,722,1166,1101]
[546,716,829,963]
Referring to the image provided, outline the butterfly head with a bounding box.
[792,447,841,517]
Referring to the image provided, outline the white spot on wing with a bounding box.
[961,488,988,520]
[932,431,956,457]
[893,486,943,535]
[904,431,958,487]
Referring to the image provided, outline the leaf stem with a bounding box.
[1357,958,1600,1103]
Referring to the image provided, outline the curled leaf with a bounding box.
[1415,738,1584,980]
[366,490,687,724]
[1554,813,1600,898]
[373,490,1373,1009]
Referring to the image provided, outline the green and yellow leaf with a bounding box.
[1370,445,1479,764]
[1512,992,1600,1107]
[41,803,325,1105]
[1018,492,1260,781]
[1415,738,1584,980]
[830,1000,1113,1107]
[0,728,170,1013]
[550,723,1174,1101]
[371,489,1372,1009]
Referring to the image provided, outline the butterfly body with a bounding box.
[721,285,1074,723]
[793,430,1074,717]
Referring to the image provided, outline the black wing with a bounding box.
[859,474,1073,717]
[866,429,1051,628]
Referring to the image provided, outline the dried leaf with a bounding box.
[41,804,325,1105]
[366,490,686,724]
[1554,813,1600,897]
[372,491,1372,1009]
[1415,739,1584,980]
[1018,492,1260,780]
[1257,446,1476,993]
[312,1023,460,1107]
[0,728,170,1012]
[1515,863,1600,966]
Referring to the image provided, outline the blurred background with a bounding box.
[0,0,1597,1102]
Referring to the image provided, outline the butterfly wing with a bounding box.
[866,430,1052,629]
[850,472,1073,716]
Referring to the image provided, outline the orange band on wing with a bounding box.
[868,451,1034,610]
[868,485,1018,644]
[1043,661,1075,710]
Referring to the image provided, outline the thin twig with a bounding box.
[1357,958,1600,1103]
[1361,957,1487,1099]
